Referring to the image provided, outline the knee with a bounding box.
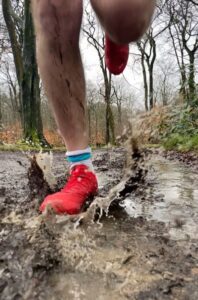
[33,1,60,39]
[91,0,156,44]
[34,0,82,44]
[38,9,56,38]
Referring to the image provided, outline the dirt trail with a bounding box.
[0,149,198,300]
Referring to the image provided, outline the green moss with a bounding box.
[145,143,161,149]
[185,135,198,150]
[0,142,66,152]
[163,134,198,152]
[158,104,198,153]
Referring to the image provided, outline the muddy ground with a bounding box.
[0,148,198,300]
[162,149,198,172]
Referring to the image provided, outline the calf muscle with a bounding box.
[32,0,88,151]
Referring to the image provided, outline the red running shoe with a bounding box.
[40,165,98,215]
[105,34,129,75]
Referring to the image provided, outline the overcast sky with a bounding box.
[1,1,194,109]
[80,26,147,112]
[81,35,143,88]
[79,5,180,109]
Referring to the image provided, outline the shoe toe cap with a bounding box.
[40,193,81,215]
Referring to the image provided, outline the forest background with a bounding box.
[0,0,197,151]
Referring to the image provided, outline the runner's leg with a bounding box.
[32,0,87,151]
[32,0,98,215]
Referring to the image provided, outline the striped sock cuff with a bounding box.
[67,152,92,163]
[66,147,92,163]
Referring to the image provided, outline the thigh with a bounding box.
[90,0,155,44]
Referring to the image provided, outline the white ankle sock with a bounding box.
[66,147,94,172]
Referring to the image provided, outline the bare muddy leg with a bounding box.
[90,0,156,44]
[32,0,87,151]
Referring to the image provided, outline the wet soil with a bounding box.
[162,149,198,172]
[0,149,198,300]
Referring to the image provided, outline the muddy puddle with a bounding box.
[124,156,198,241]
[0,149,198,300]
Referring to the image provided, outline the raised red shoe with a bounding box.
[40,165,98,215]
[105,34,129,75]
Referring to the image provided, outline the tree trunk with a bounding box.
[103,71,115,145]
[149,65,154,110]
[169,26,188,102]
[180,68,188,101]
[22,0,48,146]
[0,95,3,131]
[117,104,122,134]
[138,35,156,111]
[94,103,101,145]
[2,0,49,147]
[109,104,115,144]
[2,0,23,86]
[88,107,91,142]
[141,53,149,111]
[148,38,156,110]
[105,100,115,145]
[188,53,196,104]
[105,100,110,144]
[95,110,98,145]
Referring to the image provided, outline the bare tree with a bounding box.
[83,8,115,144]
[154,60,177,106]
[87,82,105,144]
[2,0,48,146]
[0,61,20,122]
[165,0,198,104]
[111,78,132,134]
[137,1,170,110]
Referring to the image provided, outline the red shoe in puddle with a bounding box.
[40,165,98,215]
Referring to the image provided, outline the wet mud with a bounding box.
[0,149,198,300]
[162,149,198,172]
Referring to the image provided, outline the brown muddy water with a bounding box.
[0,149,198,300]
[125,156,198,241]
